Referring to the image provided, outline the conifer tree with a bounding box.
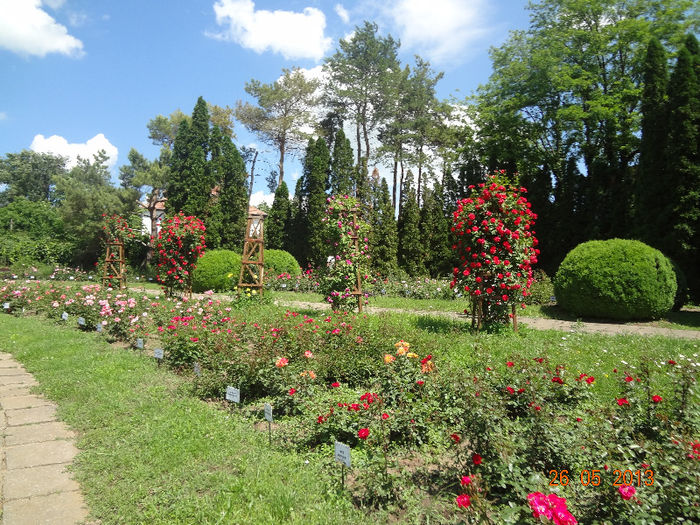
[304,138,331,268]
[397,175,424,276]
[636,37,668,246]
[211,128,248,250]
[330,129,355,196]
[666,44,699,296]
[267,181,290,250]
[370,178,398,276]
[419,182,452,276]
[288,177,306,264]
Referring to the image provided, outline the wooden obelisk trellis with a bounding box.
[102,238,126,289]
[348,211,363,313]
[238,206,266,296]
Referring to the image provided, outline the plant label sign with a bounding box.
[3,302,9,310]
[96,323,102,333]
[225,386,240,403]
[334,441,351,468]
[264,402,273,422]
[194,362,201,377]
[153,348,164,360]
[61,312,69,321]
[78,317,86,326]
[136,338,144,349]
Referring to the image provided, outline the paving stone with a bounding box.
[0,367,26,376]
[5,421,76,446]
[2,491,88,525]
[0,374,37,386]
[0,385,32,398]
[2,463,81,500]
[0,395,51,410]
[0,361,22,369]
[5,440,79,470]
[6,405,56,426]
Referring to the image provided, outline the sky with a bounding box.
[0,0,532,206]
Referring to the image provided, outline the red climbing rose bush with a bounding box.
[450,172,539,326]
[153,212,206,295]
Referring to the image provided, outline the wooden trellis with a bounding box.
[238,206,266,296]
[102,239,126,289]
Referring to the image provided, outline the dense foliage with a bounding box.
[191,249,241,293]
[264,249,301,278]
[554,240,677,320]
[450,174,539,327]
[154,212,206,295]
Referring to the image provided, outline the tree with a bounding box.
[397,174,424,276]
[235,68,319,186]
[330,129,355,197]
[167,97,213,218]
[209,126,248,250]
[53,151,131,266]
[266,181,291,251]
[324,21,401,166]
[370,178,398,276]
[419,182,452,276]
[636,37,669,247]
[0,150,66,205]
[666,44,699,295]
[301,138,331,267]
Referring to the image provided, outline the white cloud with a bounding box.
[335,4,349,24]
[43,0,66,9]
[0,0,84,58]
[0,111,7,121]
[208,0,332,61]
[68,12,88,27]
[386,0,489,64]
[30,133,118,169]
[249,190,274,207]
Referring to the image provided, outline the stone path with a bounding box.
[275,300,700,340]
[0,352,88,525]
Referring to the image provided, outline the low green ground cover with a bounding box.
[1,280,698,523]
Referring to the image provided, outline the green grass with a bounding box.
[0,315,369,525]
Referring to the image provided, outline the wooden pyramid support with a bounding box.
[102,239,126,289]
[238,206,266,296]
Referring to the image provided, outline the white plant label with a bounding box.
[264,402,273,422]
[61,312,69,321]
[3,302,9,309]
[334,441,351,468]
[225,386,240,403]
[194,362,201,376]
[153,348,164,360]
[136,338,144,349]
[96,323,102,333]
[78,317,86,326]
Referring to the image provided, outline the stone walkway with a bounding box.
[0,353,88,525]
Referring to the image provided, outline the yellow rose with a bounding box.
[406,352,419,359]
[384,354,396,364]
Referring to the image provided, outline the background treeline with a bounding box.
[0,0,698,299]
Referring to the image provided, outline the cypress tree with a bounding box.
[397,174,424,276]
[267,181,291,250]
[667,44,699,296]
[214,130,248,250]
[370,178,398,276]
[330,129,354,197]
[636,37,668,246]
[305,138,331,268]
[419,182,452,277]
[288,177,306,264]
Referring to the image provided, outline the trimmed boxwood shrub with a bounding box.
[192,250,241,292]
[264,249,301,278]
[554,239,676,320]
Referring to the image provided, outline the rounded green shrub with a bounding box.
[264,249,301,278]
[554,239,676,320]
[192,250,241,292]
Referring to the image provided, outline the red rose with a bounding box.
[472,453,482,465]
[358,428,370,440]
[652,395,662,403]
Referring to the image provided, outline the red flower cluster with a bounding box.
[528,492,578,524]
[153,212,206,294]
[449,173,539,321]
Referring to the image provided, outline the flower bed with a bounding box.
[1,279,698,523]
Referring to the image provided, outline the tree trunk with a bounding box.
[392,156,398,210]
[278,139,286,186]
[248,149,258,201]
[355,120,362,167]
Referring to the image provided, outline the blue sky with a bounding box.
[0,0,531,204]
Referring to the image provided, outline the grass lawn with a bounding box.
[0,315,368,525]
